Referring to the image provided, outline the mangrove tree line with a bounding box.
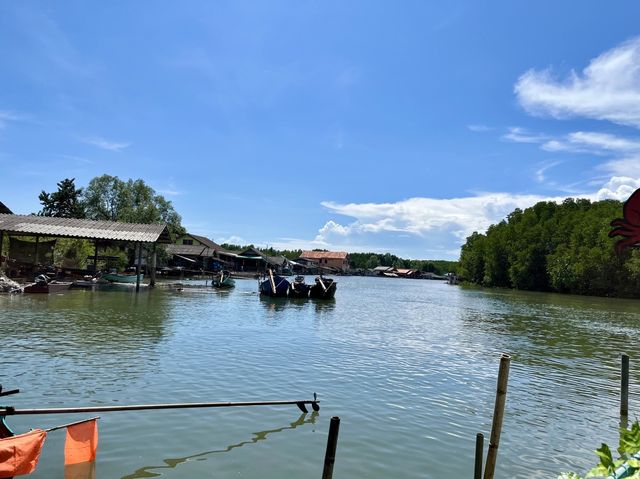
[458,198,640,297]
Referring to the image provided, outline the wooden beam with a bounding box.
[150,243,157,287]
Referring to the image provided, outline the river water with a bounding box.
[2,276,640,478]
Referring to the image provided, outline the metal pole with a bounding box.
[0,398,320,416]
[135,242,142,292]
[621,353,630,417]
[321,416,341,479]
[475,433,484,479]
[484,353,510,479]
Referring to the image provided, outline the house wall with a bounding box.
[175,234,207,247]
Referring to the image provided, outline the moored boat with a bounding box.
[259,269,290,297]
[23,275,73,294]
[102,272,144,284]
[309,276,337,299]
[212,270,235,288]
[289,275,310,298]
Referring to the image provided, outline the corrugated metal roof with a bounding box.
[300,250,349,260]
[165,244,217,257]
[0,214,172,243]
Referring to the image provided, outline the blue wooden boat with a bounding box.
[259,270,290,297]
[212,270,235,288]
[102,272,144,284]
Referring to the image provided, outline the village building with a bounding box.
[299,251,349,272]
[165,233,237,272]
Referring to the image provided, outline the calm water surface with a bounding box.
[2,276,640,478]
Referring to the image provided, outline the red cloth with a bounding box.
[64,420,98,465]
[0,429,47,478]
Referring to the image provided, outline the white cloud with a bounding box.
[320,193,567,243]
[535,161,563,183]
[515,37,640,127]
[467,124,492,132]
[0,110,27,129]
[542,131,640,155]
[593,176,640,201]
[83,137,131,152]
[502,126,549,143]
[216,235,247,245]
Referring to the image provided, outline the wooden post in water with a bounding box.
[321,416,341,479]
[474,433,484,479]
[150,243,157,287]
[483,353,510,479]
[34,235,40,268]
[135,242,142,292]
[93,240,99,275]
[621,353,630,418]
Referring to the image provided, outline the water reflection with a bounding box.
[121,412,318,479]
[259,296,335,313]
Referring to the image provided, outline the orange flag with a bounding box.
[0,429,47,478]
[64,420,98,465]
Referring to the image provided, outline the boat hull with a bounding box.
[23,281,73,293]
[259,275,290,297]
[309,277,337,299]
[102,273,144,284]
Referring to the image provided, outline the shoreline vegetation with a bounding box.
[459,198,640,298]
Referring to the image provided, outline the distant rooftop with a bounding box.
[0,214,172,243]
[300,251,349,260]
[0,202,12,215]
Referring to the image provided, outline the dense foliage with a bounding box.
[38,178,85,218]
[459,198,640,297]
[83,175,185,237]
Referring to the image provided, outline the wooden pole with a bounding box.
[93,240,99,275]
[1,398,320,415]
[483,353,510,479]
[34,235,40,267]
[621,353,630,417]
[150,243,157,287]
[321,416,341,479]
[475,433,484,479]
[0,230,4,269]
[135,242,142,292]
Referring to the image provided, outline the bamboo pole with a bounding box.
[474,433,484,479]
[621,353,630,417]
[321,416,341,479]
[483,353,510,479]
[0,398,320,416]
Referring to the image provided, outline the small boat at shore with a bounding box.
[102,272,144,284]
[289,275,311,298]
[23,275,73,294]
[309,276,337,299]
[212,270,235,288]
[259,269,290,297]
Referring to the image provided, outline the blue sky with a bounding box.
[2,1,640,260]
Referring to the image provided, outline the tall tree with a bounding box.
[38,178,85,218]
[83,174,185,237]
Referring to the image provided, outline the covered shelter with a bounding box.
[0,214,172,291]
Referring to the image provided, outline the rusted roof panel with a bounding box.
[300,250,349,260]
[0,214,172,243]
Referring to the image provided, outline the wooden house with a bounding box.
[299,251,349,272]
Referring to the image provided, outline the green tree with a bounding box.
[38,178,85,218]
[83,175,185,237]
